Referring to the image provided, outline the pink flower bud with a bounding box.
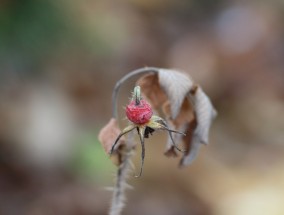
[126,100,153,124]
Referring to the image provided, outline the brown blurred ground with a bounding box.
[0,0,284,214]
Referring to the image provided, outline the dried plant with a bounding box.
[98,67,217,215]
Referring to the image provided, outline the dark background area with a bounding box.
[0,0,284,214]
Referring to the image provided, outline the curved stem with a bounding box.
[111,67,160,119]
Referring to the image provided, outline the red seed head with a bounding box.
[126,100,153,124]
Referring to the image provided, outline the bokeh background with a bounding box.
[1,0,284,214]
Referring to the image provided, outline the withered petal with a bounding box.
[110,124,136,154]
[180,136,202,167]
[98,118,125,155]
[189,86,217,145]
[163,98,195,128]
[158,69,194,119]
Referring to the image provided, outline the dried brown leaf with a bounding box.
[180,135,202,166]
[179,86,216,166]
[190,86,217,145]
[163,98,195,157]
[136,73,168,109]
[163,98,195,128]
[136,68,216,166]
[179,118,198,167]
[163,115,199,166]
[182,118,197,152]
[98,118,124,153]
[158,69,194,119]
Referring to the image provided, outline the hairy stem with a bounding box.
[109,149,133,215]
[109,67,159,215]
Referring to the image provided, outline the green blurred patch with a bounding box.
[0,0,69,74]
[0,0,115,77]
[71,131,115,184]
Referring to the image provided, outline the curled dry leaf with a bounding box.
[163,99,195,128]
[158,69,194,119]
[190,86,217,145]
[98,118,126,165]
[180,134,202,166]
[137,68,216,166]
[136,69,194,117]
[179,118,198,166]
[178,85,217,166]
[98,118,124,153]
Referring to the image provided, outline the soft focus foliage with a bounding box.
[0,0,284,214]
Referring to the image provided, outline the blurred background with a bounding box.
[1,0,284,214]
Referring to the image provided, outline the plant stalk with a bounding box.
[109,67,159,215]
